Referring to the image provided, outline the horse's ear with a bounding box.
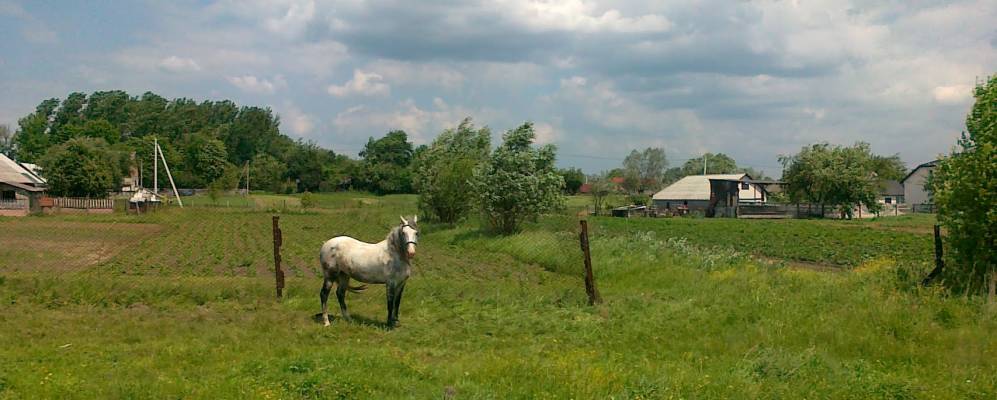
[400,216,408,225]
[413,215,418,224]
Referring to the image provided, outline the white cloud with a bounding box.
[533,122,560,145]
[286,41,349,78]
[506,0,671,33]
[0,0,58,44]
[332,97,498,144]
[367,60,465,89]
[279,102,316,136]
[158,56,202,73]
[327,70,390,97]
[932,85,973,104]
[226,74,286,94]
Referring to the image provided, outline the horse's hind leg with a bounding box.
[336,273,351,321]
[319,277,334,326]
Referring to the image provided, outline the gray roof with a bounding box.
[900,160,939,184]
[0,154,46,187]
[880,180,904,196]
[652,174,746,201]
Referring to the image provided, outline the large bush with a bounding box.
[779,142,884,218]
[413,118,491,223]
[471,122,564,234]
[41,137,120,197]
[931,76,997,298]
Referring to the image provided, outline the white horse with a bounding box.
[319,216,419,327]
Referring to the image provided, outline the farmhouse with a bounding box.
[0,153,46,216]
[651,174,767,214]
[901,160,937,207]
[878,180,904,205]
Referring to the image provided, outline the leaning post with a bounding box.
[921,224,945,286]
[579,220,603,305]
[273,215,285,299]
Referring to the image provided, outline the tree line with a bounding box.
[3,91,446,196]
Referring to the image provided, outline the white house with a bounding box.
[901,160,937,206]
[0,153,47,216]
[651,174,765,211]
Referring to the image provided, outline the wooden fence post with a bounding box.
[922,224,945,286]
[579,220,603,305]
[273,216,285,299]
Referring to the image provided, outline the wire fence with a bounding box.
[0,201,604,306]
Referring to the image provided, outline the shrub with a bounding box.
[413,118,491,223]
[40,137,119,197]
[471,122,564,234]
[931,76,997,297]
[300,191,316,209]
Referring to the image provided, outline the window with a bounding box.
[1,191,14,201]
[885,197,892,204]
[741,182,750,190]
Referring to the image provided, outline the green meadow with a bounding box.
[0,193,994,399]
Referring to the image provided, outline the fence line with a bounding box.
[49,197,114,210]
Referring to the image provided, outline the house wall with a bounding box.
[737,182,765,203]
[653,199,710,211]
[904,167,933,205]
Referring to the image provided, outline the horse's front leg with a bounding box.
[391,281,407,327]
[385,282,397,328]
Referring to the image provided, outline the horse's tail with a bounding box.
[347,284,368,293]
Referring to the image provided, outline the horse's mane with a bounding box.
[386,221,417,261]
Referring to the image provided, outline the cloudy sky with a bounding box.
[1,0,994,174]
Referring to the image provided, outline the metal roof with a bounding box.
[652,174,746,201]
[900,160,939,184]
[0,153,46,187]
[880,180,904,196]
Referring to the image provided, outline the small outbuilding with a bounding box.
[0,153,47,216]
[651,174,766,214]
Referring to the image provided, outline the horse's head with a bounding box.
[399,215,419,259]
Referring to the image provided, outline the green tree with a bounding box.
[779,142,883,218]
[0,124,12,156]
[249,153,288,193]
[357,130,414,194]
[59,119,120,144]
[558,167,586,194]
[224,106,281,164]
[286,140,335,192]
[413,118,491,223]
[13,99,59,163]
[588,174,613,216]
[186,134,229,185]
[622,147,668,193]
[471,122,565,234]
[870,154,907,181]
[931,76,997,299]
[681,153,738,176]
[41,138,118,197]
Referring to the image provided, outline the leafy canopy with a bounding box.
[622,147,668,193]
[40,138,120,197]
[779,142,885,217]
[413,118,491,223]
[471,122,565,234]
[931,76,997,296]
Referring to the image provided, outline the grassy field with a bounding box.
[1,193,995,398]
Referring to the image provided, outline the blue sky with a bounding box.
[1,0,994,174]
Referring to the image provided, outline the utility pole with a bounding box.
[245,160,250,195]
[153,137,158,196]
[703,154,708,175]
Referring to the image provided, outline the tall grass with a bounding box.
[0,194,994,398]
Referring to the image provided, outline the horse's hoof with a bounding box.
[323,322,331,327]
